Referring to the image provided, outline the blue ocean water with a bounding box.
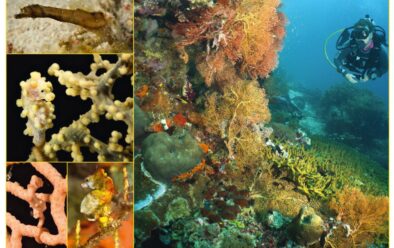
[279,0,388,105]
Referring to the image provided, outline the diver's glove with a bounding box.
[345,73,358,84]
[360,73,378,82]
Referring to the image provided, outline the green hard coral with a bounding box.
[311,137,388,196]
[270,143,338,199]
[264,135,387,200]
[165,197,191,224]
[142,128,204,183]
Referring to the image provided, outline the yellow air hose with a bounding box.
[324,28,345,69]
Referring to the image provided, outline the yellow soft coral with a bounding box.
[203,80,270,159]
[235,0,286,78]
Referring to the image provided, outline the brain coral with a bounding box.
[142,128,204,183]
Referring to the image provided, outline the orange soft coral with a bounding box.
[328,188,389,247]
[199,143,210,153]
[172,0,286,85]
[172,159,214,182]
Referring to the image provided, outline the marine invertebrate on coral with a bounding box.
[68,163,133,248]
[327,188,389,247]
[172,159,215,182]
[10,54,133,162]
[8,0,132,53]
[6,162,67,248]
[172,0,286,84]
[202,80,271,159]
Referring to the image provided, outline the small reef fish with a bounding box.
[173,113,187,127]
[147,113,189,133]
[15,4,108,30]
[136,85,149,99]
[199,143,210,153]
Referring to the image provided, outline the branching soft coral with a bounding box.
[6,162,67,248]
[172,0,286,85]
[202,80,270,159]
[328,188,389,247]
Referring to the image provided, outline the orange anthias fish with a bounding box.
[136,85,149,98]
[148,113,188,133]
[173,113,187,127]
[199,143,210,153]
[151,122,164,132]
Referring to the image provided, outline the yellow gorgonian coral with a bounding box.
[203,80,270,158]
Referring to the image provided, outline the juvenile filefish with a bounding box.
[15,4,108,30]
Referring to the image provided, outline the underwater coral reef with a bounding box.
[134,0,388,247]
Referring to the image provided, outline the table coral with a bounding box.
[15,54,133,162]
[6,162,67,248]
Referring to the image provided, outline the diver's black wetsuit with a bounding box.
[334,33,388,80]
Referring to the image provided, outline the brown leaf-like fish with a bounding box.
[15,4,108,29]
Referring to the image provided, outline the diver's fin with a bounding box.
[320,232,327,247]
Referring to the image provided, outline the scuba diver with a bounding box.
[334,15,388,84]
